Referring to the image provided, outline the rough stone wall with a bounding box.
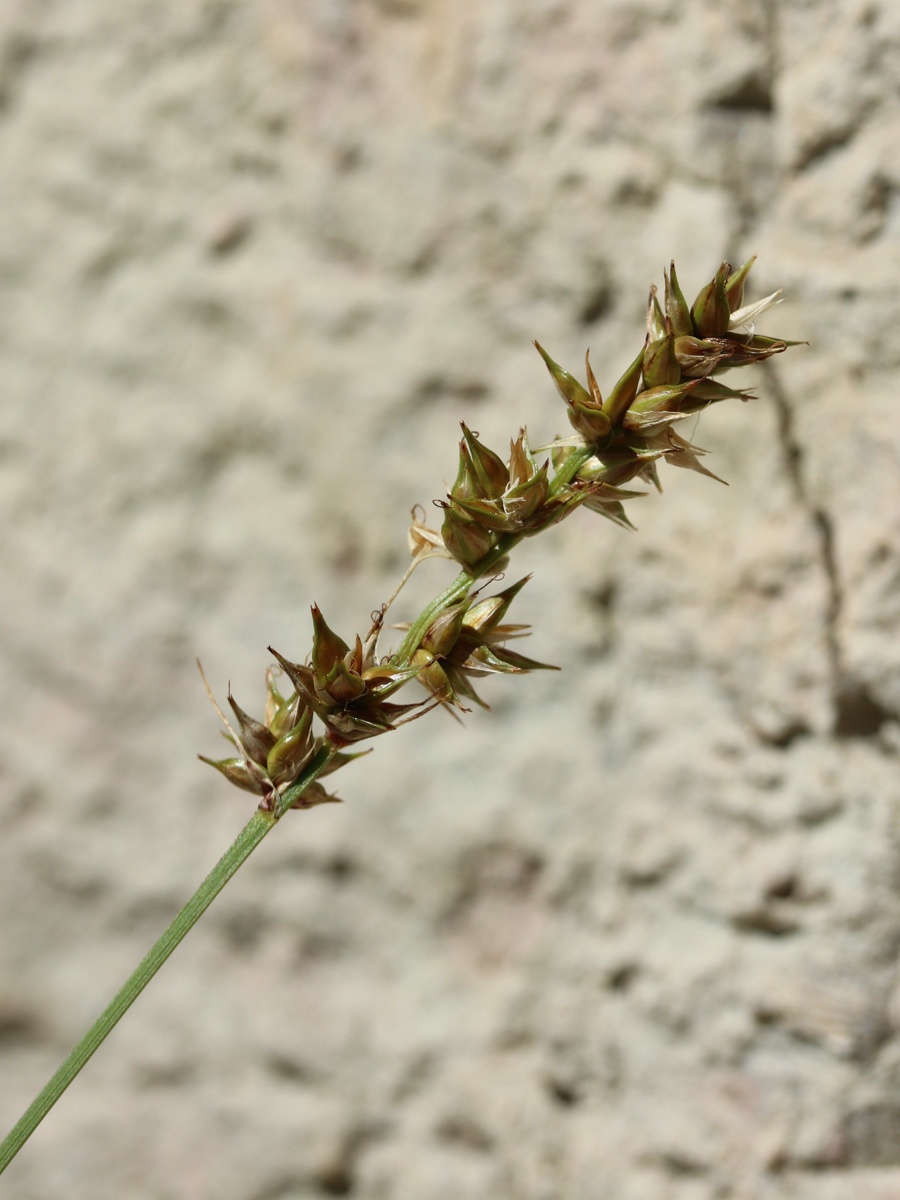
[1,1,900,1197]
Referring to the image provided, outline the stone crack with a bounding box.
[765,361,891,737]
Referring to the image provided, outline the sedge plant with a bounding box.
[0,257,799,1174]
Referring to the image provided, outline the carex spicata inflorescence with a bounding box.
[0,256,804,1183]
[201,257,800,812]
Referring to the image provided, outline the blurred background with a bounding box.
[1,1,900,1197]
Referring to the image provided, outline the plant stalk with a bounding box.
[0,744,335,1176]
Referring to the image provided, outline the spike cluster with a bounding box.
[269,606,425,744]
[198,665,348,810]
[437,425,585,568]
[531,256,799,528]
[199,607,432,808]
[409,576,558,710]
[429,257,797,551]
[201,258,800,811]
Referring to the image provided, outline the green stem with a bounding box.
[548,444,595,494]
[393,532,523,665]
[0,745,334,1176]
[394,569,472,664]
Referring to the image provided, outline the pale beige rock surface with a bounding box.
[2,1,900,1197]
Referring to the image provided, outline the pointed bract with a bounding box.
[311,605,351,675]
[534,342,611,441]
[690,262,731,339]
[725,255,756,310]
[422,602,467,656]
[623,381,701,426]
[688,379,755,406]
[198,755,269,796]
[646,285,667,341]
[290,781,343,810]
[450,440,479,503]
[463,575,532,634]
[642,333,680,388]
[728,290,783,331]
[665,263,693,337]
[461,424,509,499]
[602,342,646,425]
[227,690,276,766]
[264,668,288,730]
[266,709,314,786]
[441,504,495,568]
[534,340,592,410]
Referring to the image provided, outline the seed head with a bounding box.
[533,342,612,441]
[533,257,802,527]
[440,425,588,569]
[197,661,347,811]
[269,607,425,746]
[413,576,558,710]
[202,256,803,811]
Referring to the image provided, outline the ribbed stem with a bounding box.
[394,569,473,664]
[548,444,595,494]
[0,745,334,1176]
[393,532,524,665]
